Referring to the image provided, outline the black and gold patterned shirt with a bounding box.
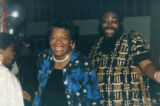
[89,31,151,106]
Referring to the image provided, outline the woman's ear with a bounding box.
[70,40,75,50]
[0,50,3,63]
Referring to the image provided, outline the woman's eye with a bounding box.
[50,36,69,40]
[62,37,69,40]
[50,36,55,39]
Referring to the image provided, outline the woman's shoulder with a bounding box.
[37,49,53,58]
[0,65,10,74]
[0,65,13,81]
[71,50,88,61]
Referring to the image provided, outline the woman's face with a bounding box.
[1,43,15,65]
[50,27,72,59]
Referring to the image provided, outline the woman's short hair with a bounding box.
[0,33,15,50]
[48,19,76,41]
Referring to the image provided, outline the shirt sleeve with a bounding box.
[133,52,151,66]
[129,32,151,65]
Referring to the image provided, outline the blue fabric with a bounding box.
[33,50,102,106]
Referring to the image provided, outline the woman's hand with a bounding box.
[23,90,31,101]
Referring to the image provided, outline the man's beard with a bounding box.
[99,26,123,53]
[102,27,120,40]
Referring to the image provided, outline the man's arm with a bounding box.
[139,59,160,83]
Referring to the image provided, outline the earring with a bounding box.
[0,54,3,64]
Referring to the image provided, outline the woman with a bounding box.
[0,33,24,106]
[33,19,102,106]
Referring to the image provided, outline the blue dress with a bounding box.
[33,49,102,106]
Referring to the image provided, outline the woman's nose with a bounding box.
[55,37,62,43]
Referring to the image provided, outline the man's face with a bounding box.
[101,12,119,38]
[1,43,15,65]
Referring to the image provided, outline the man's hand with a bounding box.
[139,59,159,82]
[155,71,160,83]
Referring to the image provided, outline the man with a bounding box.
[0,33,24,106]
[16,38,38,106]
[89,9,160,106]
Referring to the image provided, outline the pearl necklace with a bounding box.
[53,55,69,63]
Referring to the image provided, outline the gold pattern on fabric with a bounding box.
[89,31,151,106]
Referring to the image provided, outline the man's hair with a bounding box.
[48,19,76,41]
[0,33,15,50]
[100,8,124,23]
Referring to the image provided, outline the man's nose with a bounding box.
[108,22,112,27]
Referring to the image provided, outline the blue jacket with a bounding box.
[33,49,102,106]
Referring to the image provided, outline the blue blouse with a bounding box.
[33,49,102,106]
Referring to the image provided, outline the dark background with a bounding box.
[6,0,160,104]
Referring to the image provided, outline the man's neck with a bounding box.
[99,31,123,53]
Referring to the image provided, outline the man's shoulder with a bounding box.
[126,31,143,38]
[123,31,146,42]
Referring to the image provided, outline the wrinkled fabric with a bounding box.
[89,31,151,106]
[0,64,24,106]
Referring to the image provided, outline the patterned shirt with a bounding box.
[33,50,102,106]
[89,31,151,106]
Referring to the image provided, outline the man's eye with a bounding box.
[102,20,119,23]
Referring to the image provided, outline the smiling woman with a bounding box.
[0,33,24,106]
[0,34,15,66]
[33,19,102,106]
[50,28,71,61]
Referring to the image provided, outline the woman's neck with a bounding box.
[53,51,72,69]
[54,57,70,69]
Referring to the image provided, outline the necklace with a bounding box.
[53,55,69,63]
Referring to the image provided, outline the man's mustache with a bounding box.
[103,27,116,31]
